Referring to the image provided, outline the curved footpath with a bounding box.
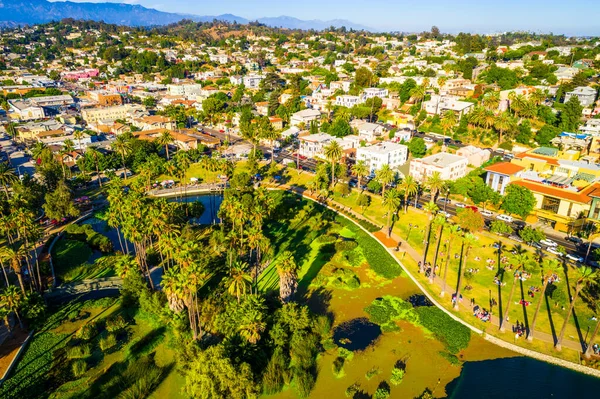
[270,183,600,379]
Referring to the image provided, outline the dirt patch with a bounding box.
[374,231,397,248]
[0,327,29,378]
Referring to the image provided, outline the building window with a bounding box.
[541,196,560,214]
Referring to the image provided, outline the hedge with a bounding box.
[414,307,471,354]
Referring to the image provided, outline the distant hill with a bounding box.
[0,0,372,30]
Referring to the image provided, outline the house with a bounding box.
[564,86,597,107]
[330,81,352,92]
[88,91,123,106]
[363,88,388,99]
[61,68,99,80]
[356,122,385,141]
[484,162,525,195]
[269,116,283,130]
[255,102,269,116]
[132,115,176,131]
[423,95,474,116]
[456,145,491,167]
[58,150,84,167]
[335,95,363,108]
[8,100,45,121]
[409,153,468,182]
[167,84,203,97]
[243,75,264,89]
[38,130,92,149]
[356,142,408,173]
[81,104,146,124]
[290,109,321,127]
[298,132,355,159]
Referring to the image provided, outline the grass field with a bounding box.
[52,239,115,283]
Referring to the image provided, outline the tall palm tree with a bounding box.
[157,130,174,160]
[584,301,600,359]
[441,224,461,297]
[555,267,598,351]
[227,260,252,303]
[528,258,561,341]
[399,175,418,212]
[239,307,267,344]
[73,130,84,150]
[383,189,401,237]
[440,110,457,136]
[483,91,501,111]
[410,85,427,109]
[277,251,298,303]
[430,215,448,282]
[375,164,395,198]
[352,160,369,191]
[421,201,439,272]
[0,162,17,200]
[500,252,532,332]
[0,245,27,292]
[112,135,132,180]
[530,89,546,106]
[86,147,103,187]
[454,232,477,311]
[494,111,517,145]
[261,123,281,164]
[0,285,23,329]
[425,171,444,201]
[323,140,343,189]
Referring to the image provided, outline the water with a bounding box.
[447,356,600,398]
[333,317,382,351]
[171,193,223,225]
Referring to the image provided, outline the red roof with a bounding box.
[510,180,600,204]
[484,162,524,175]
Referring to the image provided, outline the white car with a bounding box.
[496,214,514,223]
[565,253,584,263]
[547,247,562,256]
[455,203,466,208]
[480,210,494,217]
[540,239,558,247]
[437,210,451,218]
[424,137,434,143]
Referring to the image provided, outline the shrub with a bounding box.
[365,366,380,380]
[343,248,365,267]
[357,218,380,233]
[67,310,80,321]
[316,234,337,244]
[66,344,92,359]
[99,334,117,351]
[72,360,88,377]
[335,240,358,252]
[414,307,471,354]
[390,367,405,385]
[374,382,391,399]
[364,296,418,329]
[293,368,315,398]
[105,315,128,333]
[262,349,288,395]
[345,382,360,397]
[75,323,97,341]
[332,357,345,377]
[439,351,461,365]
[351,227,401,278]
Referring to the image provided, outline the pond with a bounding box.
[170,193,223,225]
[447,356,600,398]
[333,317,382,352]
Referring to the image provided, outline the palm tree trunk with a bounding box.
[555,285,582,351]
[430,225,444,283]
[165,144,170,160]
[441,238,453,297]
[421,218,433,270]
[0,260,9,287]
[3,186,9,200]
[331,161,335,188]
[500,276,518,332]
[584,318,600,358]
[95,158,102,188]
[527,278,549,341]
[454,243,468,311]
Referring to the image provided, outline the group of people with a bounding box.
[528,286,541,298]
[515,270,531,281]
[513,321,527,338]
[466,268,481,274]
[473,305,491,322]
[493,276,506,286]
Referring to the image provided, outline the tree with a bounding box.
[454,233,477,310]
[357,193,371,213]
[456,208,484,232]
[527,259,561,341]
[430,215,447,282]
[0,285,24,329]
[352,160,368,191]
[422,201,439,271]
[260,120,280,164]
[519,226,545,246]
[555,267,597,351]
[157,130,174,160]
[425,171,444,201]
[494,111,517,144]
[323,141,343,189]
[43,181,80,222]
[431,26,440,38]
[355,67,374,88]
[375,164,394,198]
[112,135,132,180]
[559,96,583,132]
[441,224,461,297]
[86,147,103,187]
[0,245,28,292]
[440,110,457,135]
[277,251,298,303]
[383,189,401,237]
[410,85,426,109]
[584,301,600,358]
[408,137,427,158]
[500,185,536,218]
[0,162,17,200]
[490,220,513,236]
[500,252,533,332]
[399,175,418,212]
[227,261,252,303]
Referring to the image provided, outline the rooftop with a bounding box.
[416,152,467,168]
[484,162,525,175]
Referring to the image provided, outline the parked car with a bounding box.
[480,210,494,217]
[566,236,583,245]
[437,210,451,218]
[540,239,558,247]
[509,235,524,243]
[424,137,434,143]
[566,253,584,263]
[438,197,451,204]
[547,247,562,256]
[531,242,542,249]
[496,214,514,223]
[455,203,466,208]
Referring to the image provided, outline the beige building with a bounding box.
[409,153,468,182]
[82,104,145,124]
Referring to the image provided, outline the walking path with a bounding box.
[272,182,600,378]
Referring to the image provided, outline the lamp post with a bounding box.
[407,223,413,241]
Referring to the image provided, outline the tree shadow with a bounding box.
[305,286,333,319]
[297,243,335,296]
[519,278,530,336]
[126,326,166,359]
[571,308,586,351]
[544,286,558,344]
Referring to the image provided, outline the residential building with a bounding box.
[363,88,388,99]
[8,100,45,121]
[167,84,203,97]
[89,91,123,106]
[423,95,474,116]
[456,145,491,167]
[61,68,99,80]
[484,162,525,195]
[269,116,283,130]
[81,104,146,124]
[356,122,385,141]
[356,142,408,173]
[335,95,363,108]
[38,130,92,149]
[132,115,176,131]
[290,109,321,127]
[298,132,355,159]
[243,75,264,89]
[409,153,468,182]
[564,86,597,107]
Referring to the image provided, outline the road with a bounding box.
[0,133,35,177]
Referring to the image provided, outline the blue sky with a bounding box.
[53,0,600,35]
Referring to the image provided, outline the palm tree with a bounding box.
[0,162,17,200]
[227,260,252,303]
[410,85,427,109]
[441,224,461,297]
[383,189,401,237]
[483,91,500,111]
[494,111,517,145]
[260,120,280,164]
[86,147,103,188]
[530,89,546,106]
[440,110,457,136]
[157,130,174,160]
[0,285,23,329]
[584,301,600,359]
[555,267,598,351]
[421,201,439,272]
[399,175,418,212]
[454,232,477,311]
[162,266,186,313]
[527,258,562,341]
[277,251,298,303]
[323,140,343,189]
[0,245,27,292]
[352,160,369,191]
[500,252,532,332]
[375,164,395,198]
[112,135,132,180]
[425,171,444,201]
[239,308,267,344]
[73,130,84,150]
[430,215,448,283]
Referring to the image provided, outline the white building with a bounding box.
[456,145,491,167]
[335,95,363,108]
[356,122,386,141]
[209,53,229,64]
[167,84,203,97]
[330,81,352,92]
[243,75,264,89]
[409,152,468,182]
[298,133,355,159]
[8,100,45,121]
[363,88,389,99]
[424,95,474,116]
[356,142,408,173]
[565,86,597,107]
[290,109,321,127]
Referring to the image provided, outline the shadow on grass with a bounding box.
[297,243,335,297]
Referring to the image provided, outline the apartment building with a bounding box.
[356,142,408,173]
[82,104,146,124]
[409,153,468,182]
[565,86,597,107]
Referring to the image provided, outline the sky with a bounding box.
[51,0,600,35]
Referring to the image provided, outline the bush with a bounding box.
[354,228,401,278]
[343,248,365,267]
[71,360,88,377]
[390,367,405,385]
[357,218,380,233]
[67,310,80,321]
[365,366,380,380]
[345,383,360,397]
[75,323,97,341]
[105,315,128,333]
[316,234,337,244]
[66,344,92,359]
[335,240,358,252]
[364,296,418,330]
[439,351,461,365]
[294,368,315,398]
[414,307,471,354]
[99,334,117,351]
[374,382,391,399]
[262,349,288,395]
[332,357,345,377]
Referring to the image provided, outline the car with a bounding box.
[437,197,451,204]
[480,210,494,217]
[540,239,558,247]
[530,242,542,249]
[566,253,584,263]
[496,214,514,223]
[455,203,466,208]
[437,210,451,218]
[566,236,583,245]
[423,137,434,143]
[508,235,524,243]
[547,247,562,256]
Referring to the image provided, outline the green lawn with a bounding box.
[52,239,115,283]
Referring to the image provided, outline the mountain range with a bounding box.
[0,0,373,30]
